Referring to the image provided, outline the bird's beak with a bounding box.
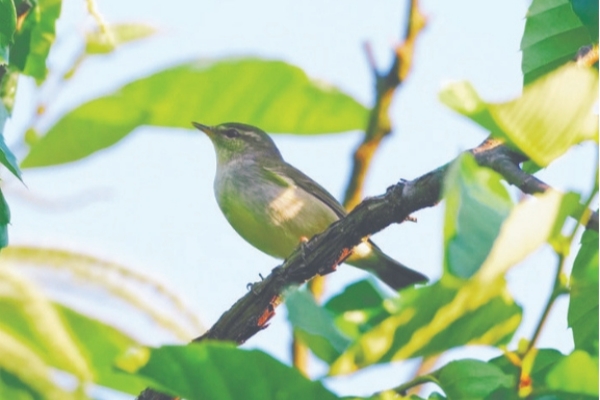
[192,122,214,136]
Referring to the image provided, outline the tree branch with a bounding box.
[137,138,598,399]
[343,0,426,210]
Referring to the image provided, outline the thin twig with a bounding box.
[343,0,426,210]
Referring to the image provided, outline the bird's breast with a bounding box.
[213,162,338,258]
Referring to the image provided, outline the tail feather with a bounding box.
[347,240,427,290]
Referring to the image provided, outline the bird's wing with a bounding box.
[263,162,347,218]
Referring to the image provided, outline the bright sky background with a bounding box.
[5,0,597,398]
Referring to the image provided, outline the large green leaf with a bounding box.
[568,229,599,355]
[329,279,522,375]
[118,343,340,400]
[443,154,513,278]
[431,359,514,400]
[0,296,148,395]
[9,0,62,81]
[0,0,17,61]
[440,64,598,167]
[521,0,593,83]
[22,58,369,167]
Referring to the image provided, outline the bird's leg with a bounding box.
[298,236,310,263]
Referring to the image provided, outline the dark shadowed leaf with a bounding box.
[571,0,599,42]
[443,154,513,278]
[0,189,10,249]
[568,229,599,355]
[118,343,340,400]
[22,58,369,167]
[521,0,593,83]
[0,102,23,180]
[0,0,17,62]
[9,0,62,81]
[439,64,598,167]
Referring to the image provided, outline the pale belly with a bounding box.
[215,170,340,259]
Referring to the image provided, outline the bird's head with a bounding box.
[192,122,283,164]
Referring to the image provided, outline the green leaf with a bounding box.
[329,280,522,375]
[0,189,10,249]
[286,289,352,364]
[0,102,23,180]
[0,296,147,395]
[571,0,599,43]
[440,64,598,167]
[432,359,514,400]
[568,229,599,355]
[489,348,564,398]
[21,58,369,167]
[474,190,580,282]
[1,67,19,113]
[324,279,392,340]
[9,0,62,82]
[546,350,599,396]
[0,0,17,54]
[521,0,593,83]
[85,23,157,54]
[118,343,340,400]
[325,279,388,315]
[0,328,79,400]
[443,154,513,278]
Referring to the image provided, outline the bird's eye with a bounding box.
[223,128,239,138]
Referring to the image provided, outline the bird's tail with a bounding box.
[346,241,427,291]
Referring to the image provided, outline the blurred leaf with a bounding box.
[329,280,522,375]
[443,154,513,278]
[490,349,564,398]
[85,23,156,54]
[0,189,10,249]
[0,328,79,400]
[440,64,598,167]
[0,0,17,60]
[324,279,392,340]
[331,190,577,375]
[431,359,514,400]
[118,342,340,400]
[0,296,147,395]
[0,103,22,180]
[1,67,19,113]
[475,190,580,282]
[546,350,599,396]
[325,279,388,314]
[286,289,352,364]
[9,0,61,81]
[521,0,593,83]
[568,229,599,355]
[21,58,369,167]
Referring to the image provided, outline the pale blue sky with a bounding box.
[5,0,597,397]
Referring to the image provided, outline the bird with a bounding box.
[193,121,427,290]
